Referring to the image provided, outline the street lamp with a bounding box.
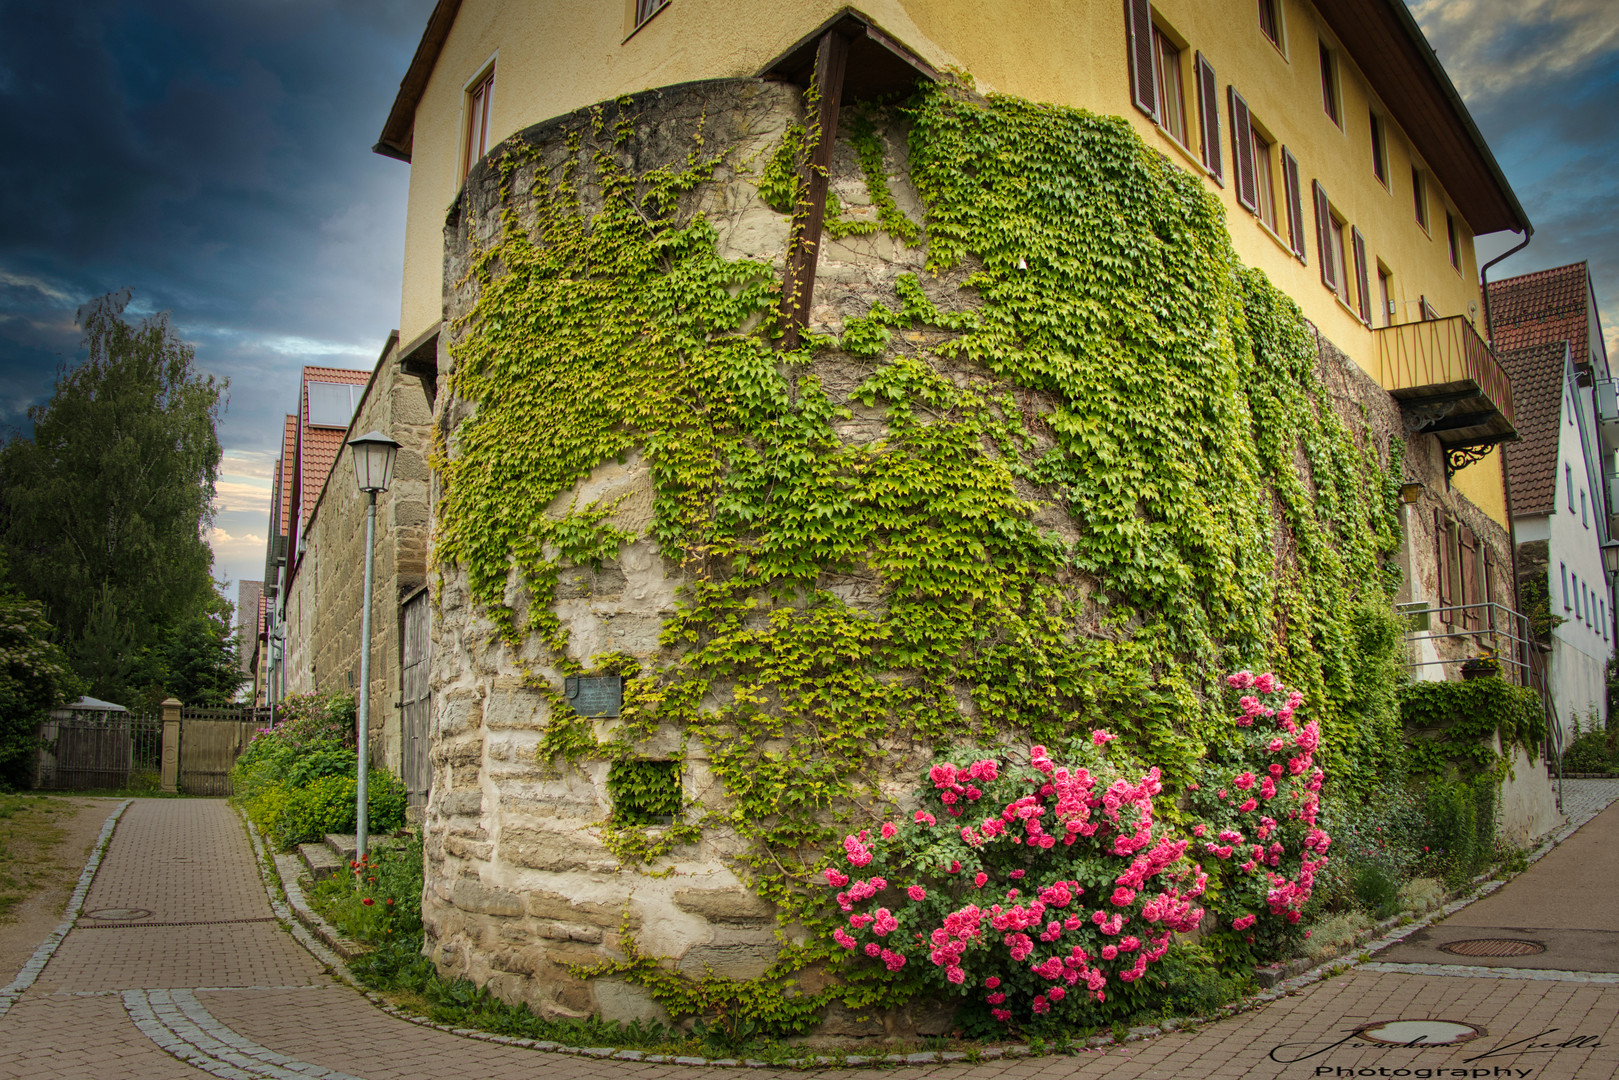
[1603,541,1619,578]
[347,430,400,862]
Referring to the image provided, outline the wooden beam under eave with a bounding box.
[778,29,851,350]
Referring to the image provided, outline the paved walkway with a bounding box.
[4,787,1619,1080]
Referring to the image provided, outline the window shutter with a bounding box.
[1228,87,1256,212]
[1281,147,1306,262]
[1125,0,1159,121]
[1435,510,1452,623]
[1459,523,1479,629]
[1482,543,1496,630]
[1195,52,1222,184]
[1351,226,1372,324]
[1313,180,1336,290]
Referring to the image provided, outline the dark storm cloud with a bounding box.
[1411,0,1619,354]
[0,0,433,442]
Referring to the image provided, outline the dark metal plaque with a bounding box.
[564,676,623,718]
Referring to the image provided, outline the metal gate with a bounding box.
[401,590,432,807]
[179,707,271,795]
[36,711,162,790]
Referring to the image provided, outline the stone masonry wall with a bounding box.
[293,354,433,775]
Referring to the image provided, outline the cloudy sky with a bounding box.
[0,0,1615,627]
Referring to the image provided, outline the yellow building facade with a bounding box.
[380,0,1528,522]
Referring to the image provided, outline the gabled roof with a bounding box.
[1488,262,1594,359]
[374,0,462,163]
[1496,342,1568,517]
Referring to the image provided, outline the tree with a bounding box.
[0,290,225,705]
[0,566,83,789]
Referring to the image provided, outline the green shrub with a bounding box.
[262,770,407,850]
[1350,864,1401,919]
[286,744,358,788]
[1420,777,1496,886]
[1562,730,1614,773]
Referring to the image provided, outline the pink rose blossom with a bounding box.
[907,885,927,901]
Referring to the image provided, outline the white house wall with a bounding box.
[1548,361,1614,737]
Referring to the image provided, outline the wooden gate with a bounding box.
[179,707,271,795]
[401,590,432,807]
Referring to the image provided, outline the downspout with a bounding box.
[1480,228,1533,349]
[1478,228,1555,780]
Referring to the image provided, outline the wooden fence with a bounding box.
[178,707,272,795]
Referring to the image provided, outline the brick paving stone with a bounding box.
[10,797,1619,1079]
[0,994,204,1080]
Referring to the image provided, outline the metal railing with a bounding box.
[1402,600,1533,684]
[1375,315,1516,428]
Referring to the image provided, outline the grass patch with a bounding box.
[0,793,79,920]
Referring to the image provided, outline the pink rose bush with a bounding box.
[818,672,1331,1025]
[821,732,1208,1027]
[1190,671,1330,956]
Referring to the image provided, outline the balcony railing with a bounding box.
[1374,316,1518,467]
[1402,600,1533,685]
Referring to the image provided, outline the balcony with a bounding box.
[1374,315,1517,477]
[1596,380,1619,456]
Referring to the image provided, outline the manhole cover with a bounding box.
[1438,938,1545,957]
[1357,1020,1485,1046]
[83,908,153,921]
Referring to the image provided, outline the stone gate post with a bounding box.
[160,697,182,793]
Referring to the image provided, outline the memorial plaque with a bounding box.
[564,675,623,718]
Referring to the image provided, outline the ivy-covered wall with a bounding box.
[418,77,1510,1032]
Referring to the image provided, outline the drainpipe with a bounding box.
[1479,228,1533,348]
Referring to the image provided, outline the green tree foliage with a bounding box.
[0,290,229,705]
[0,565,83,789]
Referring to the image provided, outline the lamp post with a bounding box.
[347,430,400,862]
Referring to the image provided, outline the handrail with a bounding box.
[1402,600,1534,686]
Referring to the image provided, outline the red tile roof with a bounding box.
[278,419,297,538]
[1488,262,1600,518]
[298,367,369,531]
[1496,343,1568,516]
[1489,262,1591,360]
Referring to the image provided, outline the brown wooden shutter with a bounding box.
[1229,87,1257,212]
[1195,52,1222,184]
[1351,226,1372,324]
[1482,543,1496,630]
[1281,147,1306,261]
[1444,514,1457,625]
[1313,180,1336,290]
[1459,523,1479,629]
[1125,0,1159,121]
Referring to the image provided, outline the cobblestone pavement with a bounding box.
[5,796,1619,1080]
